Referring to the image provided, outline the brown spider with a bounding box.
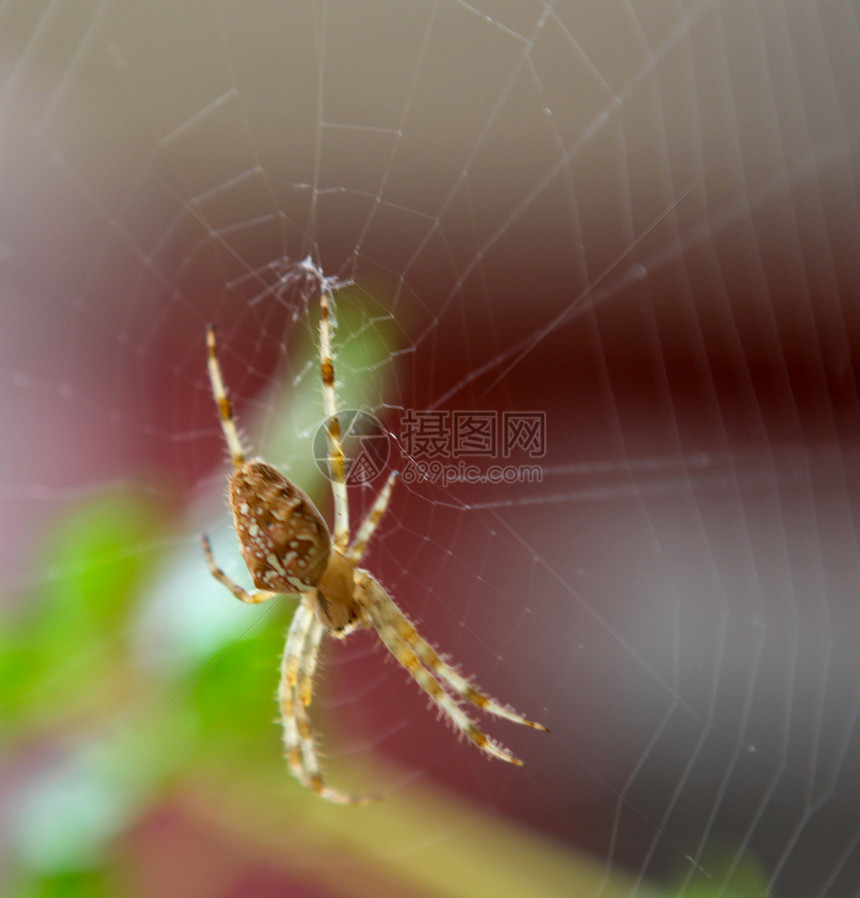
[202,286,547,803]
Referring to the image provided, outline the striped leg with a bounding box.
[319,291,349,548]
[206,325,245,468]
[202,534,278,604]
[279,601,371,804]
[386,606,548,732]
[358,572,539,766]
[347,471,397,564]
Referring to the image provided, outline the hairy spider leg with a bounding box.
[319,291,349,548]
[358,572,544,766]
[279,602,371,804]
[347,471,398,565]
[206,325,245,468]
[202,534,279,605]
[372,587,548,732]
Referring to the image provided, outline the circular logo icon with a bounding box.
[313,410,390,485]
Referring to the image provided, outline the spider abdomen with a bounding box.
[228,460,331,592]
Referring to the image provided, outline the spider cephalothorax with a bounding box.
[203,284,547,804]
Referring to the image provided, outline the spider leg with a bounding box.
[384,609,548,732]
[358,572,538,766]
[279,600,373,805]
[319,290,349,548]
[347,471,397,564]
[280,601,317,786]
[206,325,246,468]
[202,534,278,604]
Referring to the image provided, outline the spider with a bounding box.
[202,289,547,804]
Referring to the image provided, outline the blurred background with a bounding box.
[1,1,859,896]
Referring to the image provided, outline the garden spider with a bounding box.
[202,288,547,804]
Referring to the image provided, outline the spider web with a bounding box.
[2,1,860,896]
